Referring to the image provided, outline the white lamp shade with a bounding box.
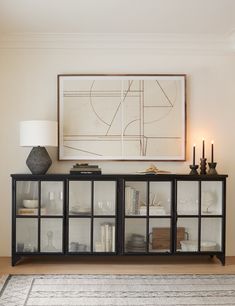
[20,120,58,147]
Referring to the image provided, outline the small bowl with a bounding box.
[23,199,38,208]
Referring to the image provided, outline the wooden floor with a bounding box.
[1,256,235,275]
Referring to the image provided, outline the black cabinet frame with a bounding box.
[11,174,227,266]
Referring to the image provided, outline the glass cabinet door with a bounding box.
[149,182,171,216]
[177,181,199,215]
[69,218,91,253]
[69,181,91,215]
[41,181,63,216]
[94,181,116,216]
[149,218,171,253]
[201,181,222,215]
[16,181,39,216]
[93,218,116,252]
[16,218,38,252]
[201,218,222,251]
[68,179,117,254]
[176,218,198,252]
[125,219,146,252]
[40,218,63,253]
[125,182,147,216]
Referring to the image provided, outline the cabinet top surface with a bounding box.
[11,173,228,180]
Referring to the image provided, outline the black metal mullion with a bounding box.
[221,179,226,257]
[123,179,126,254]
[146,181,149,253]
[116,179,122,254]
[38,181,41,253]
[64,179,67,254]
[171,180,175,253]
[198,180,201,252]
[90,180,94,253]
[12,179,17,265]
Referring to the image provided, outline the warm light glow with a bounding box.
[211,140,214,144]
[193,144,196,147]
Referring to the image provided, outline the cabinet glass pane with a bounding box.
[177,181,199,215]
[149,218,171,253]
[40,219,63,252]
[16,181,39,216]
[69,218,91,252]
[125,219,146,252]
[201,218,222,251]
[69,181,91,215]
[93,218,116,252]
[201,181,222,215]
[16,218,38,252]
[125,182,147,216]
[149,182,171,216]
[94,181,116,215]
[176,218,198,252]
[41,181,63,216]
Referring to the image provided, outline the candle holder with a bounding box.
[189,164,199,175]
[200,158,207,175]
[208,162,218,175]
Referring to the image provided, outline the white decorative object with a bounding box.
[43,231,58,252]
[202,191,217,213]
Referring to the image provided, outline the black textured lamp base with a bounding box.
[208,162,218,175]
[200,158,207,175]
[26,146,52,175]
[189,164,199,175]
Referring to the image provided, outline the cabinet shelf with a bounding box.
[11,173,227,266]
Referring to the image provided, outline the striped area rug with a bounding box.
[1,274,235,305]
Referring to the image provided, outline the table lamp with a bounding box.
[20,120,58,174]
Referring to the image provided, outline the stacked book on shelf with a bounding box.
[125,186,140,215]
[18,208,46,215]
[70,163,102,175]
[95,222,115,252]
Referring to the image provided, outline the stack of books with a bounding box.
[70,163,102,175]
[18,208,46,215]
[125,186,140,215]
[95,222,115,252]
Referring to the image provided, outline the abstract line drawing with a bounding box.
[58,75,186,160]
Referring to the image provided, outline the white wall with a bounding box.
[0,46,235,256]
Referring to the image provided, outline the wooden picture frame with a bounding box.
[58,74,186,161]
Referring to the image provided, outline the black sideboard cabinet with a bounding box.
[11,173,227,266]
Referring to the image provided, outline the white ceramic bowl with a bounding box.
[23,199,38,208]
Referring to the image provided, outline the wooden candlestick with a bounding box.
[202,139,205,159]
[211,141,214,163]
[193,145,195,166]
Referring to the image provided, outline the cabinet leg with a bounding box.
[216,254,225,266]
[12,255,21,266]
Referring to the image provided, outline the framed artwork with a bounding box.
[58,74,186,161]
